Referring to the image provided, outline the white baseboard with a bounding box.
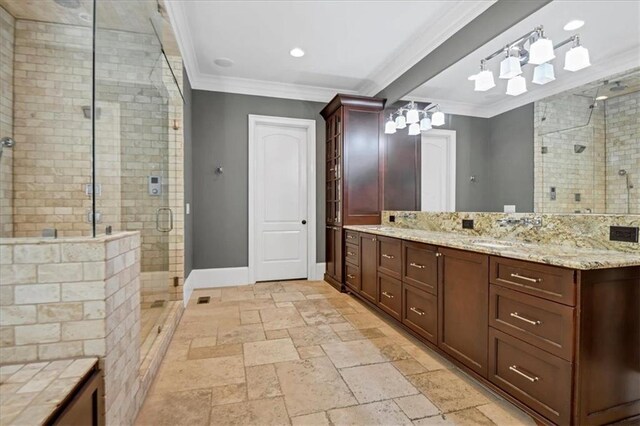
[184,264,327,304]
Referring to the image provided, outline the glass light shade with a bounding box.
[395,115,406,129]
[506,75,527,96]
[532,63,555,85]
[408,123,420,136]
[406,108,420,124]
[499,56,522,79]
[474,70,495,91]
[431,111,445,126]
[564,46,591,71]
[384,119,396,134]
[420,116,432,131]
[528,38,555,65]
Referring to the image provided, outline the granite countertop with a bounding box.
[0,358,99,426]
[344,225,640,270]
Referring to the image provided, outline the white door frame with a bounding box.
[421,129,456,212]
[248,114,316,284]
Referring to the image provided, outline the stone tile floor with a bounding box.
[135,280,535,426]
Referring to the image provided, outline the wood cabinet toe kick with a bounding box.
[340,229,640,426]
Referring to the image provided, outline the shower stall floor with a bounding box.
[140,301,172,363]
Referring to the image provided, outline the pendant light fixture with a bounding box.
[532,63,555,85]
[564,36,591,71]
[384,115,396,134]
[506,75,527,96]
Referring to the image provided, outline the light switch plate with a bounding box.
[185,203,190,215]
[503,205,516,213]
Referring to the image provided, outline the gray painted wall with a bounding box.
[183,69,193,277]
[487,104,535,212]
[191,90,325,270]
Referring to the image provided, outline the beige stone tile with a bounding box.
[476,402,535,426]
[190,336,217,348]
[246,364,282,400]
[291,412,330,426]
[265,329,289,340]
[343,313,386,329]
[395,394,440,420]
[153,356,245,393]
[243,338,299,366]
[321,340,387,369]
[252,282,285,294]
[329,322,354,332]
[339,363,418,403]
[299,308,344,326]
[188,344,242,360]
[407,370,488,413]
[260,307,306,330]
[287,325,340,347]
[327,400,412,426]
[275,302,294,308]
[275,356,357,417]
[297,345,325,359]
[217,323,265,345]
[444,408,495,425]
[412,414,456,425]
[135,388,211,426]
[208,397,289,426]
[336,327,386,341]
[210,383,247,406]
[172,322,218,341]
[393,359,428,376]
[402,344,452,371]
[240,310,261,325]
[272,291,306,302]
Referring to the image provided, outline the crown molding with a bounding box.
[410,48,640,118]
[358,1,495,97]
[164,0,200,85]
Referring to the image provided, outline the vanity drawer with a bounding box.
[345,263,361,292]
[402,241,438,295]
[402,282,437,344]
[345,230,359,246]
[345,243,359,267]
[377,236,402,279]
[377,273,402,320]
[490,257,576,306]
[489,328,572,426]
[490,285,575,361]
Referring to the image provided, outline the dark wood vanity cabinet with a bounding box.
[320,95,384,289]
[342,230,640,425]
[48,363,104,426]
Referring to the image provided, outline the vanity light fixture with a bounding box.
[408,122,421,136]
[384,103,446,135]
[405,102,420,124]
[431,107,445,126]
[420,116,432,131]
[395,114,407,129]
[384,115,397,134]
[469,25,591,96]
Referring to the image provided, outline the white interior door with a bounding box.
[254,122,308,281]
[421,130,456,212]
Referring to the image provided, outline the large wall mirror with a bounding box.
[383,1,639,215]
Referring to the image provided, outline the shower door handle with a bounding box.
[156,208,173,232]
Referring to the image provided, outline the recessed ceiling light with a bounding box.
[214,58,234,68]
[563,20,584,31]
[595,95,608,101]
[289,48,305,58]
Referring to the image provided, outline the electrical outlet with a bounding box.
[610,226,639,243]
[462,219,474,229]
[389,215,396,223]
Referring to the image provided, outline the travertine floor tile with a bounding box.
[217,323,266,345]
[246,364,282,400]
[403,344,452,371]
[265,329,289,340]
[339,363,418,403]
[408,370,489,413]
[188,343,242,360]
[445,407,495,425]
[395,394,440,420]
[135,388,211,426]
[275,356,357,416]
[297,345,325,359]
[291,411,330,426]
[240,310,261,324]
[327,400,412,426]
[272,291,306,302]
[321,339,387,368]
[393,359,428,376]
[243,338,299,366]
[208,397,289,426]
[287,325,340,347]
[210,383,247,406]
[412,414,456,425]
[152,356,245,393]
[477,402,535,426]
[260,307,306,330]
[336,327,386,341]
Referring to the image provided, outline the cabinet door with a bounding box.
[360,233,377,303]
[325,227,335,278]
[333,227,343,283]
[439,248,489,377]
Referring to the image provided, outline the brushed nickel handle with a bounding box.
[347,274,355,279]
[510,273,542,283]
[382,291,394,299]
[409,262,425,269]
[509,365,539,382]
[435,253,442,257]
[347,251,355,256]
[346,235,355,239]
[382,254,395,259]
[410,307,425,316]
[371,238,376,241]
[510,312,541,326]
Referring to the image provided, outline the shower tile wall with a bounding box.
[0,7,14,238]
[605,91,639,214]
[534,92,606,213]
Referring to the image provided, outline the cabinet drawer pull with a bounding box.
[409,262,425,269]
[347,251,355,256]
[510,273,542,283]
[347,274,355,279]
[382,254,395,259]
[371,238,376,241]
[346,235,355,240]
[509,365,539,382]
[435,253,442,257]
[410,307,425,316]
[510,312,542,326]
[382,291,394,299]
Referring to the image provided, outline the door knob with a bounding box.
[302,220,307,225]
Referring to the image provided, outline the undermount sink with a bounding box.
[470,239,517,249]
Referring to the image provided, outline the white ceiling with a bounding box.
[407,1,640,117]
[166,0,495,102]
